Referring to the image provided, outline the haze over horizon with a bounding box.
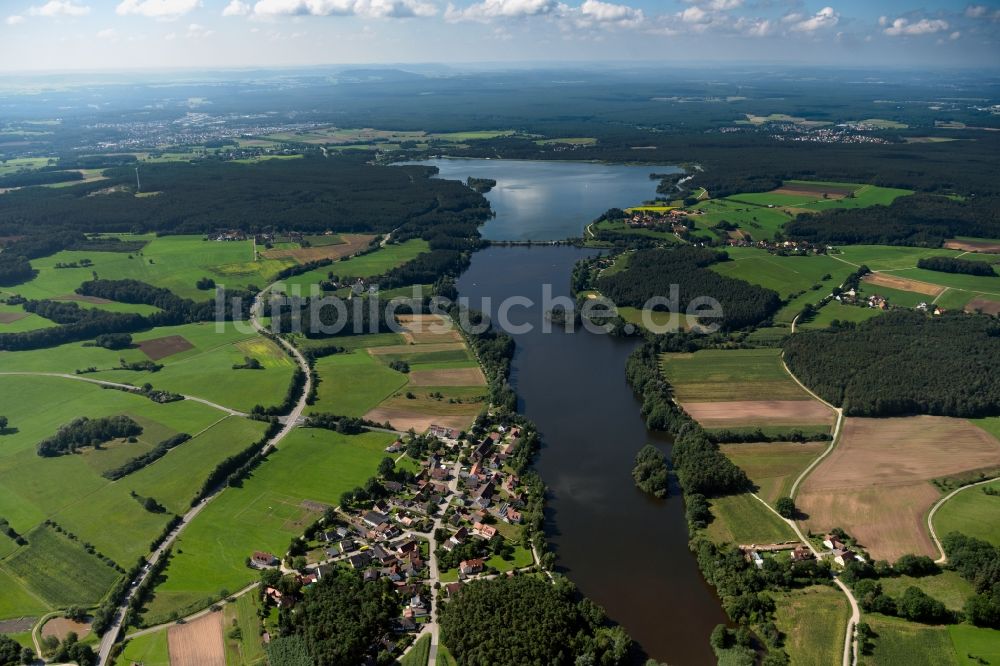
[1,0,998,72]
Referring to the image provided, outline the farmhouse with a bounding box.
[250,551,278,568]
[460,558,485,576]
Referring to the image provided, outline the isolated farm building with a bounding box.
[822,534,847,551]
[251,551,278,568]
[791,545,814,562]
[833,549,857,566]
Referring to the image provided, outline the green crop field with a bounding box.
[772,585,849,666]
[660,348,812,402]
[723,182,911,212]
[7,235,292,301]
[720,441,826,506]
[401,634,431,666]
[798,301,885,329]
[934,480,1000,548]
[800,184,913,210]
[705,492,797,545]
[858,282,930,308]
[3,524,122,608]
[311,350,409,416]
[880,571,974,613]
[119,629,170,666]
[0,303,57,333]
[891,267,1000,295]
[0,322,295,413]
[0,567,49,619]
[278,239,430,291]
[226,593,266,665]
[296,331,404,353]
[835,246,969,270]
[860,614,958,666]
[142,428,393,623]
[949,625,1000,665]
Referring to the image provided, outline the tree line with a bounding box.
[102,433,191,480]
[783,312,1000,417]
[916,255,997,277]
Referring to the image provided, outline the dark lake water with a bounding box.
[457,246,724,665]
[415,158,682,241]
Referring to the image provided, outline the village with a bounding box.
[244,420,541,654]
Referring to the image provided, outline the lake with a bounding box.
[414,158,682,241]
[457,246,725,665]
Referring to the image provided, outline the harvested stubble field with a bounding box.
[262,233,375,262]
[798,416,1000,560]
[682,400,835,428]
[965,297,1000,315]
[0,312,27,324]
[168,611,225,666]
[943,239,1000,253]
[862,272,945,297]
[408,367,486,386]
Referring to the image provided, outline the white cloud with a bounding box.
[445,0,559,22]
[251,0,435,18]
[788,6,838,32]
[115,0,201,19]
[222,0,251,15]
[964,4,1000,21]
[883,17,949,36]
[949,30,960,39]
[5,14,25,24]
[96,27,118,38]
[680,5,707,23]
[580,0,640,24]
[684,0,741,10]
[735,16,770,37]
[28,1,91,17]
[186,22,214,37]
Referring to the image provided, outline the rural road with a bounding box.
[0,371,245,416]
[96,282,313,666]
[775,354,859,666]
[926,475,1000,564]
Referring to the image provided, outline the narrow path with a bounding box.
[97,283,313,666]
[777,354,857,666]
[926,476,1000,564]
[0,371,245,417]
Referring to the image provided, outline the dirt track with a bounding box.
[167,611,225,666]
[798,416,1000,559]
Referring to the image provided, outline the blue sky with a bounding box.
[1,0,997,71]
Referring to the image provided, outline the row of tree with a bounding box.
[916,255,997,277]
[102,433,191,480]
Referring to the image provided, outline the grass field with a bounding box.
[798,301,885,330]
[310,350,409,416]
[142,428,393,623]
[278,239,430,291]
[660,348,815,402]
[704,493,797,545]
[772,585,849,666]
[933,479,1000,548]
[720,442,826,506]
[6,235,292,301]
[224,593,266,666]
[0,567,49,619]
[860,614,958,666]
[119,629,170,666]
[3,524,122,608]
[0,322,294,412]
[692,198,794,241]
[400,634,431,666]
[949,624,1000,665]
[880,571,974,613]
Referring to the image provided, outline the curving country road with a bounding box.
[96,283,313,666]
[926,475,1000,564]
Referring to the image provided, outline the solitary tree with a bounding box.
[0,416,8,432]
[776,496,796,519]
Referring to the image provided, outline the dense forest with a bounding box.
[597,247,781,331]
[916,256,997,277]
[783,313,1000,417]
[942,533,1000,629]
[785,195,1000,246]
[280,568,398,664]
[440,576,632,666]
[0,155,490,240]
[37,415,143,457]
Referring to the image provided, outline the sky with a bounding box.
[0,0,998,71]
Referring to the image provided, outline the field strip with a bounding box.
[0,371,246,416]
[0,563,52,614]
[925,475,1000,564]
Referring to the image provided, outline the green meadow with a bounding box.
[949,625,1000,665]
[7,235,292,301]
[142,428,393,623]
[705,493,797,545]
[277,239,431,292]
[119,629,170,666]
[0,322,295,413]
[693,198,794,240]
[660,348,812,402]
[798,301,885,329]
[772,585,849,666]
[880,571,974,613]
[0,375,268,617]
[720,441,826,506]
[934,480,1000,548]
[859,614,959,666]
[311,350,409,417]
